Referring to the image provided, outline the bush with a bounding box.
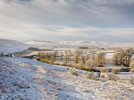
[107,74,118,81]
[100,69,108,73]
[130,76,134,85]
[85,59,96,67]
[130,61,134,72]
[96,52,105,67]
[98,64,104,67]
[82,66,95,71]
[40,59,49,63]
[69,68,79,76]
[61,63,67,66]
[100,69,108,78]
[54,63,61,65]
[91,75,99,80]
[120,67,130,72]
[67,64,74,67]
[77,62,84,70]
[112,69,119,74]
[87,72,99,80]
[87,72,94,79]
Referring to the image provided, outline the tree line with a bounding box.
[1,47,134,71]
[37,49,105,71]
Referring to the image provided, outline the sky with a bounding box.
[0,0,134,42]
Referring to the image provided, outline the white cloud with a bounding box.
[0,0,134,42]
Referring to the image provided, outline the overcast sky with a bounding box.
[0,0,134,42]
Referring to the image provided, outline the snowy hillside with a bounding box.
[0,39,29,54]
[24,40,134,48]
[0,57,134,100]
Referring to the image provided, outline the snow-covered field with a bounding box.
[0,57,134,100]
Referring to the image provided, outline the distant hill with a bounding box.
[24,40,134,49]
[0,39,29,54]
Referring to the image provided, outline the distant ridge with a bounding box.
[24,40,134,48]
[0,39,29,54]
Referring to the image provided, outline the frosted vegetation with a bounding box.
[0,57,134,100]
[0,40,134,100]
[36,48,134,73]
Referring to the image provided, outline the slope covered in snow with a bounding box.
[0,57,134,100]
[0,39,29,55]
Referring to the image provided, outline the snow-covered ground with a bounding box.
[0,57,134,100]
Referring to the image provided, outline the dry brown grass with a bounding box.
[112,69,119,74]
[69,68,79,76]
[130,76,134,85]
[100,69,108,73]
[87,72,99,80]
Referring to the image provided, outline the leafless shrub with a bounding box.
[87,72,94,79]
[100,69,108,78]
[107,74,118,81]
[69,68,78,76]
[112,69,119,74]
[87,72,99,80]
[85,59,96,67]
[96,52,105,67]
[67,64,74,67]
[130,76,134,85]
[120,67,130,72]
[100,69,108,73]
[130,61,134,72]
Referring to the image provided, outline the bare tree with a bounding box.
[49,55,56,64]
[85,58,96,67]
[38,52,45,60]
[62,53,69,65]
[123,48,134,67]
[83,55,90,64]
[77,55,84,69]
[113,52,123,66]
[96,52,105,67]
[114,48,134,67]
[74,49,82,64]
